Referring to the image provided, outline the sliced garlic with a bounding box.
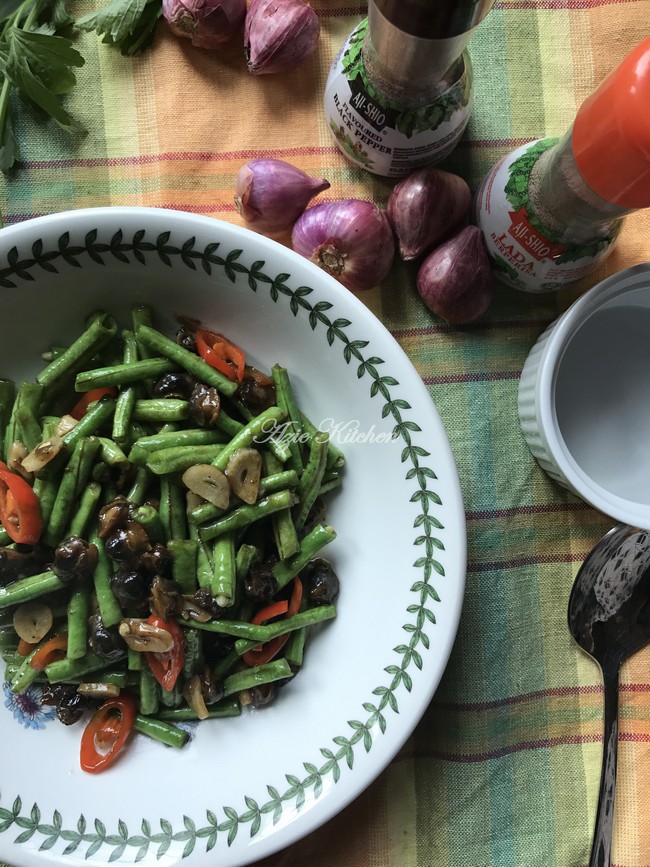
[182,464,230,509]
[224,448,262,504]
[77,683,121,699]
[56,415,79,437]
[21,436,65,473]
[13,602,53,644]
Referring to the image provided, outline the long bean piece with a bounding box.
[272,364,305,474]
[263,451,299,560]
[16,404,42,452]
[157,699,241,721]
[67,482,102,538]
[111,330,139,443]
[0,571,65,609]
[36,313,117,390]
[90,534,123,628]
[136,324,238,396]
[211,532,236,606]
[132,399,189,423]
[211,406,286,472]
[179,604,336,643]
[126,466,151,505]
[44,436,101,546]
[293,431,330,531]
[75,357,175,391]
[129,428,226,465]
[168,539,198,594]
[223,658,293,697]
[4,381,43,459]
[62,396,116,449]
[66,577,90,660]
[272,523,337,590]
[45,650,123,683]
[160,476,187,541]
[134,715,189,748]
[131,305,153,354]
[300,411,346,470]
[187,469,299,526]
[198,490,296,541]
[146,443,225,475]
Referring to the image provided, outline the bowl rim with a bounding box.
[534,261,650,525]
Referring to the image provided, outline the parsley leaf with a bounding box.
[0,0,161,172]
[5,28,84,129]
[76,0,162,56]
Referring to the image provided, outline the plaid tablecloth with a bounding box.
[1,2,650,866]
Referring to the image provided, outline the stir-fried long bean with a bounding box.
[0,306,344,772]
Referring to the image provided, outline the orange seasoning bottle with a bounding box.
[474,38,650,293]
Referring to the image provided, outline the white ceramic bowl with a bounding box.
[519,262,650,528]
[0,207,466,867]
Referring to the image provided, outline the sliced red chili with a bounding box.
[70,387,118,421]
[242,634,289,667]
[288,577,303,617]
[29,633,67,670]
[80,694,137,774]
[195,329,246,383]
[144,616,185,692]
[242,578,303,667]
[251,599,289,626]
[17,638,37,657]
[0,461,42,544]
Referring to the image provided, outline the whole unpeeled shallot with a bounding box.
[291,199,395,292]
[235,159,330,233]
[387,167,472,261]
[163,0,246,48]
[416,225,494,324]
[245,0,320,75]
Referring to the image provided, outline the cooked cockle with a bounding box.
[104,521,151,563]
[243,559,278,603]
[188,381,221,427]
[152,371,196,400]
[236,367,276,415]
[51,536,98,583]
[301,558,339,605]
[87,614,125,662]
[97,495,130,539]
[109,566,152,614]
[41,683,91,725]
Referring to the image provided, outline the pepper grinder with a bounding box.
[474,37,650,292]
[323,0,495,178]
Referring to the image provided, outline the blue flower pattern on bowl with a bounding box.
[3,682,56,730]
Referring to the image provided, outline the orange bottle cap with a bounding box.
[572,37,650,209]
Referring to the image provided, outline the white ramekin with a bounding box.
[518,262,650,529]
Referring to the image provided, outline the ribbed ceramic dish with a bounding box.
[0,208,466,866]
[519,262,650,528]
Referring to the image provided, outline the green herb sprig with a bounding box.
[0,0,84,171]
[76,0,162,58]
[0,0,162,173]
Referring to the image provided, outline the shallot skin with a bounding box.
[235,159,330,234]
[245,0,320,75]
[416,225,494,324]
[291,199,395,292]
[162,0,246,47]
[387,167,472,261]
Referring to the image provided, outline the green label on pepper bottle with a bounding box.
[324,20,472,178]
[475,139,619,293]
